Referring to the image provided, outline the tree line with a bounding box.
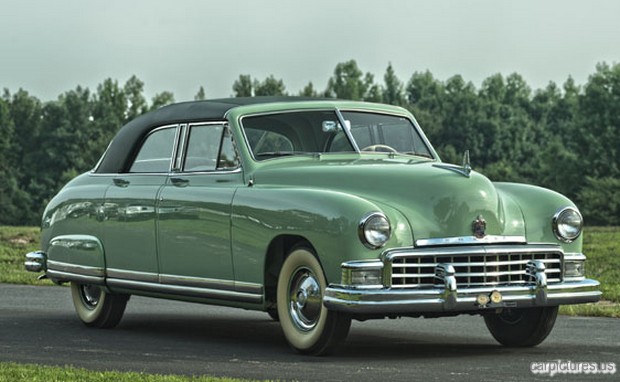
[1,60,618,226]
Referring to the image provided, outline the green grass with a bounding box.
[0,362,260,382]
[559,226,620,318]
[1,225,618,316]
[0,226,53,286]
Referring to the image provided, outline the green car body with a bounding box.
[26,97,601,354]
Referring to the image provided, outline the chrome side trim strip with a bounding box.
[107,268,158,283]
[46,269,105,286]
[235,281,264,295]
[160,274,235,291]
[107,278,262,304]
[415,235,527,247]
[50,236,102,251]
[47,260,105,277]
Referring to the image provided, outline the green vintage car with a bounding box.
[25,97,601,355]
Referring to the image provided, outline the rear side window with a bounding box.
[129,127,176,173]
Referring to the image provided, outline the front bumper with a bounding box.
[323,278,601,314]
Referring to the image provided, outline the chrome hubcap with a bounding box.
[80,285,101,309]
[288,268,322,331]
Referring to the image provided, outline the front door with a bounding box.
[157,123,242,286]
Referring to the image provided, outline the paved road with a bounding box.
[1,284,618,381]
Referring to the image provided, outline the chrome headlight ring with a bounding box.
[358,212,391,249]
[552,207,583,243]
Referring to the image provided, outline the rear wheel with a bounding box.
[70,282,129,329]
[484,306,558,347]
[277,247,351,355]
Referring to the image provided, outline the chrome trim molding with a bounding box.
[160,273,235,291]
[234,281,264,295]
[50,235,102,251]
[385,243,561,261]
[107,278,262,304]
[415,235,527,247]
[104,270,263,295]
[107,268,158,283]
[46,269,105,286]
[341,259,384,269]
[47,260,105,277]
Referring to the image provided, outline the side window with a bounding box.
[184,124,239,172]
[129,127,176,173]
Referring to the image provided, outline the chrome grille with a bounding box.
[388,245,563,289]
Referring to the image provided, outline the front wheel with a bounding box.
[484,306,558,347]
[70,282,129,329]
[277,247,351,355]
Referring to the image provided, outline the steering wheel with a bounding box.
[361,144,398,153]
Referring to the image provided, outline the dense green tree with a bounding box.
[0,96,29,224]
[233,75,253,97]
[1,64,620,225]
[124,75,148,121]
[254,75,287,96]
[325,60,367,100]
[575,63,620,178]
[382,63,404,105]
[150,91,175,110]
[363,73,382,102]
[299,82,318,97]
[577,177,620,225]
[195,86,206,100]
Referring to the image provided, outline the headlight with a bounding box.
[552,207,583,243]
[359,212,391,249]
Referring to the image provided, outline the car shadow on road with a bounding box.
[111,313,532,360]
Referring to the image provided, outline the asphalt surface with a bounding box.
[1,284,618,381]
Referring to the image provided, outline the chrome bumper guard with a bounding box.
[25,251,47,273]
[324,260,601,314]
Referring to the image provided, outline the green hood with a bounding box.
[251,156,526,242]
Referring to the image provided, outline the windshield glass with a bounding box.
[241,110,432,160]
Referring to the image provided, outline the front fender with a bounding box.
[495,182,582,253]
[231,187,413,284]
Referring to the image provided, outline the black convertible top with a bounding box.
[95,96,327,173]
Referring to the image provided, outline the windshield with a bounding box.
[241,110,433,160]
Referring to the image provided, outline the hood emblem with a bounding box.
[472,215,487,239]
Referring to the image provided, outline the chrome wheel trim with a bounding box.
[80,285,102,309]
[288,267,322,331]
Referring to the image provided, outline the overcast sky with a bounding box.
[1,0,619,102]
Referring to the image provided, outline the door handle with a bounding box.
[113,178,130,187]
[170,177,190,187]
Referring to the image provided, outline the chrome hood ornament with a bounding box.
[462,150,472,177]
[432,149,472,178]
